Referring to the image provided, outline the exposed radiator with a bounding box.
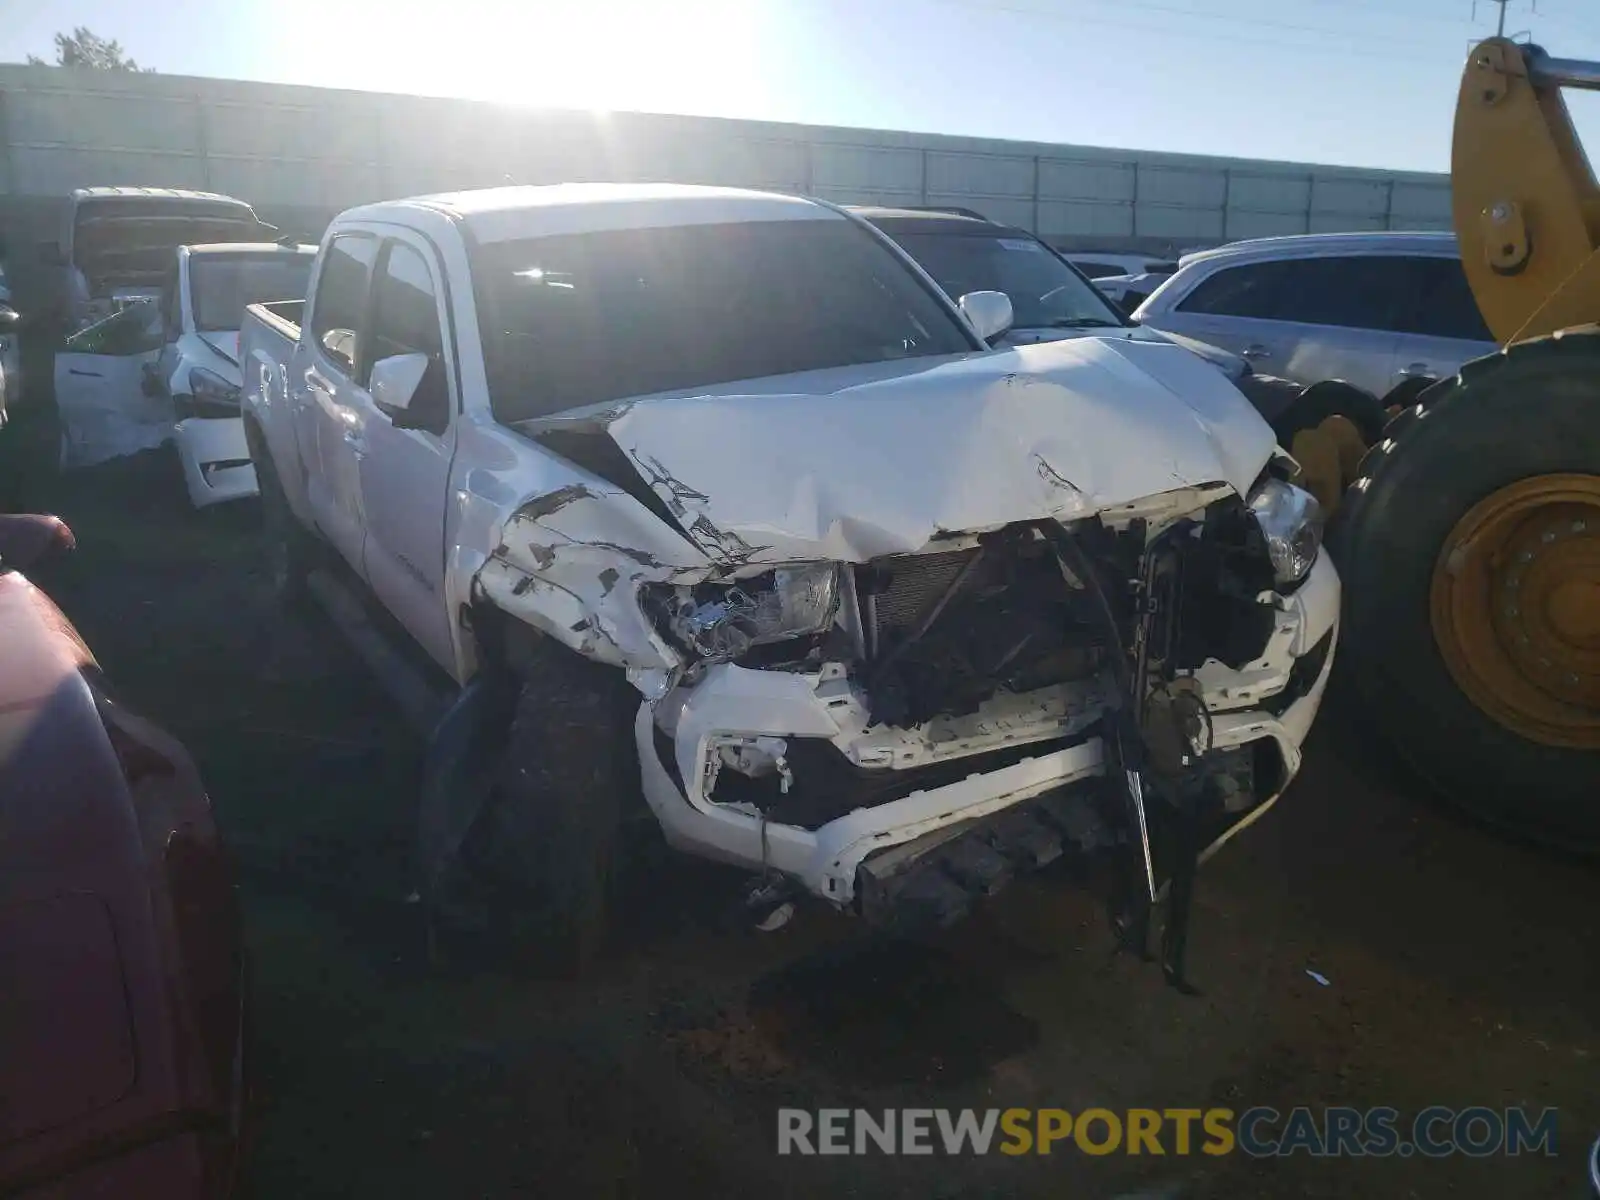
[857,547,982,650]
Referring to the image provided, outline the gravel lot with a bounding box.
[8,422,1598,1200]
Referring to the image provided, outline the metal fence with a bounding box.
[0,61,1453,255]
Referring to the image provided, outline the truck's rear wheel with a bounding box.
[246,423,315,604]
[447,647,639,975]
[1338,331,1600,851]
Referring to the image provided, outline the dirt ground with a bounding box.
[7,421,1598,1199]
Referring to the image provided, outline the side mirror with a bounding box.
[369,352,429,413]
[320,327,357,367]
[371,351,449,435]
[958,290,1015,345]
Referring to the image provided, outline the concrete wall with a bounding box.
[0,61,1453,269]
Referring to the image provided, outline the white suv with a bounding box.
[1134,231,1497,400]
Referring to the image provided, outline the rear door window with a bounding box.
[1175,261,1290,319]
[310,235,377,376]
[1394,256,1494,342]
[1267,256,1415,332]
[1179,255,1414,332]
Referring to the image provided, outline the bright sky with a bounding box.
[3,0,1599,172]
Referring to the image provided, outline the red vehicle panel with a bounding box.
[0,518,245,1199]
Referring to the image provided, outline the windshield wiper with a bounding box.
[1048,317,1124,328]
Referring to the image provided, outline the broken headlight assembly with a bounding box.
[1247,478,1323,584]
[644,563,840,663]
[180,368,243,419]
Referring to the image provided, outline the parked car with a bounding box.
[155,242,317,507]
[46,188,275,331]
[1065,252,1179,279]
[54,242,316,507]
[1091,271,1171,315]
[0,514,246,1198]
[241,183,1338,976]
[1134,230,1497,400]
[851,207,1245,375]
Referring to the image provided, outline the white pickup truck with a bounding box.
[239,183,1340,975]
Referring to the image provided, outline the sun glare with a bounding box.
[318,0,772,116]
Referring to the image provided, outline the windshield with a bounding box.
[472,219,975,422]
[190,254,313,332]
[76,217,272,291]
[893,232,1126,329]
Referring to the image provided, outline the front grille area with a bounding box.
[856,535,1103,726]
[857,547,981,647]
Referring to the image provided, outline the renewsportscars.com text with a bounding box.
[776,1106,1560,1158]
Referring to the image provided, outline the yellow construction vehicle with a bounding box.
[1335,37,1600,850]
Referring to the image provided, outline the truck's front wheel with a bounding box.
[448,648,640,975]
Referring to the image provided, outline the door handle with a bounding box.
[1241,344,1272,360]
[306,366,332,392]
[67,368,103,377]
[1395,362,1434,380]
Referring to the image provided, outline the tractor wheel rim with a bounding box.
[1430,474,1600,749]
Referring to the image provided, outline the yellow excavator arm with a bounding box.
[1452,38,1600,343]
[1329,35,1600,854]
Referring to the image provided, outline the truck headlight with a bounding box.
[645,563,840,662]
[1248,478,1322,584]
[183,368,243,418]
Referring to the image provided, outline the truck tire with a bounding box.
[450,646,640,975]
[246,423,314,605]
[1338,330,1600,853]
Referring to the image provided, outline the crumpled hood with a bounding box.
[1006,322,1248,379]
[529,336,1276,565]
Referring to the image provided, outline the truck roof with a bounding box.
[182,242,317,257]
[1178,229,1459,268]
[69,186,256,209]
[342,183,838,244]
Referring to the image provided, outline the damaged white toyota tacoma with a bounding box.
[239,183,1339,979]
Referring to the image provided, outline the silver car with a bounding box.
[1134,231,1498,400]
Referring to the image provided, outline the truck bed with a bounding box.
[245,298,304,342]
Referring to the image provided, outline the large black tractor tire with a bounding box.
[1377,374,1439,423]
[444,646,640,976]
[1337,331,1600,853]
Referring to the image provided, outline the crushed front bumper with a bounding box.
[636,554,1339,910]
[174,417,259,509]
